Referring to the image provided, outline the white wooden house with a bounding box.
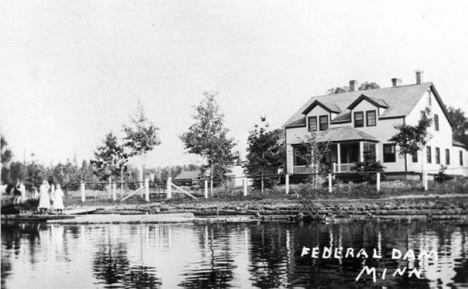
[283,71,468,179]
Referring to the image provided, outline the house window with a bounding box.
[354,112,364,127]
[293,146,307,166]
[412,152,418,163]
[319,115,328,131]
[435,147,440,164]
[446,149,450,165]
[363,143,376,160]
[434,114,439,131]
[383,144,396,162]
[308,116,317,132]
[427,146,432,163]
[420,110,426,120]
[461,151,464,166]
[366,110,376,126]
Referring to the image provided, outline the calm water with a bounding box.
[1,220,467,289]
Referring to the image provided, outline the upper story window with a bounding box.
[427,146,432,163]
[428,91,432,106]
[435,147,440,164]
[319,115,328,131]
[308,116,317,132]
[354,112,364,128]
[366,110,376,126]
[383,144,396,162]
[446,148,450,165]
[434,114,439,131]
[460,151,464,166]
[412,152,418,163]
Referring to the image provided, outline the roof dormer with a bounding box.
[347,94,389,110]
[302,100,341,115]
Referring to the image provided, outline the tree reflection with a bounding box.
[248,223,290,288]
[178,224,236,289]
[92,242,161,288]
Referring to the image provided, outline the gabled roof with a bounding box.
[302,100,341,114]
[347,94,389,110]
[284,83,435,128]
[175,170,201,180]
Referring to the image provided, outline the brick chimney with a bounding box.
[349,80,358,92]
[391,78,402,87]
[416,70,424,84]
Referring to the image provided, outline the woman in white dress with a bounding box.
[38,180,50,214]
[53,184,64,214]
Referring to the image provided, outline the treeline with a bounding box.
[1,153,202,192]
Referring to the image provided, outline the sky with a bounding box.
[1,0,468,168]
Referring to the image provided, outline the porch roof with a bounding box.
[315,127,378,143]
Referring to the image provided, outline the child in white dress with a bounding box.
[38,180,50,214]
[53,184,65,215]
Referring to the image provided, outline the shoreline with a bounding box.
[2,193,468,224]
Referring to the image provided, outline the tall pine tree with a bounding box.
[91,132,128,182]
[245,117,284,192]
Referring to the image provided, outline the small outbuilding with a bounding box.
[174,170,201,186]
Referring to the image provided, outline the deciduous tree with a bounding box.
[447,106,468,148]
[180,92,237,190]
[389,108,432,157]
[388,107,432,173]
[123,102,161,185]
[295,131,330,188]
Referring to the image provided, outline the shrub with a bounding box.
[351,150,386,183]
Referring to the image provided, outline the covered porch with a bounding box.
[291,127,379,174]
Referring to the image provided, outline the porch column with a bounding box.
[337,143,341,172]
[359,142,364,162]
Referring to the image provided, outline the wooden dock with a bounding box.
[1,214,76,222]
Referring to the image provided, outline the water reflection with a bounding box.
[1,221,467,289]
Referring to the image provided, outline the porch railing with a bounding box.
[333,163,354,173]
[293,166,312,174]
[293,163,356,174]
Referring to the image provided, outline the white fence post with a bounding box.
[204,179,208,199]
[145,178,150,202]
[328,173,332,193]
[210,177,213,197]
[108,178,111,199]
[167,177,172,199]
[81,182,86,203]
[112,183,116,201]
[376,172,381,192]
[285,174,289,194]
[423,172,428,191]
[243,177,248,197]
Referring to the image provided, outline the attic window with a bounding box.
[366,110,376,126]
[308,116,317,132]
[354,112,364,128]
[319,115,328,131]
